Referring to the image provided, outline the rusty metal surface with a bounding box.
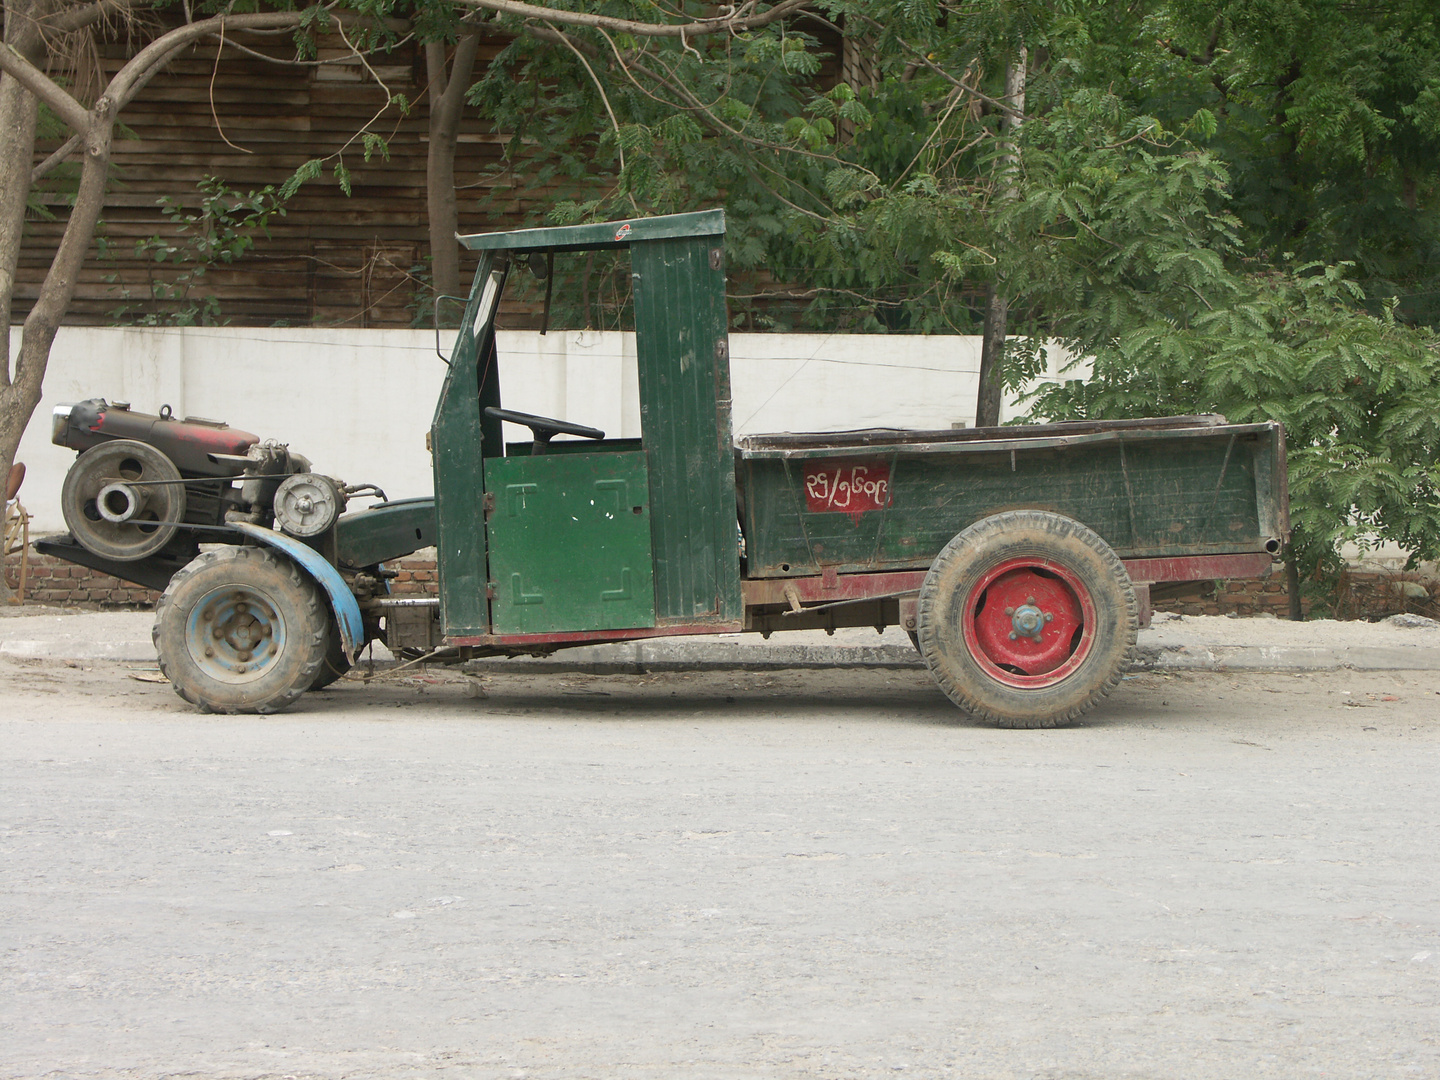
[736,420,1273,460]
[457,209,725,253]
[742,571,928,608]
[1120,552,1275,584]
[446,620,743,649]
[336,498,436,569]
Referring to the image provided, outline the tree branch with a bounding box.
[0,42,90,131]
[39,0,130,37]
[543,19,635,210]
[439,31,480,113]
[457,0,812,39]
[30,131,82,183]
[105,10,314,106]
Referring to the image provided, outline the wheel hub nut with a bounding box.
[1008,602,1053,642]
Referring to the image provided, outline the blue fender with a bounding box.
[230,522,364,663]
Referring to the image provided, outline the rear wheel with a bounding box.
[916,510,1137,728]
[153,546,328,714]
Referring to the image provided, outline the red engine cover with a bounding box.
[56,399,260,477]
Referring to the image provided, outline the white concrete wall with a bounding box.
[11,327,1075,532]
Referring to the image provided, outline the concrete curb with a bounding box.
[0,637,153,661]
[1132,643,1440,673]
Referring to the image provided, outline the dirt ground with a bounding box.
[3,658,1439,1079]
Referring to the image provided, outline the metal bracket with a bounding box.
[898,594,918,633]
[782,588,921,619]
[432,294,467,365]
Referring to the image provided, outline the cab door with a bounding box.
[483,450,655,635]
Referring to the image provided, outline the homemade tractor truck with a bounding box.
[42,210,1288,727]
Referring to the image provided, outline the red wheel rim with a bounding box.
[961,557,1095,688]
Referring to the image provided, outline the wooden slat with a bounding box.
[16,20,524,327]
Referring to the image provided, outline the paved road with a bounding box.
[3,658,1439,1079]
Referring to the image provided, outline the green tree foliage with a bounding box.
[1124,0,1440,324]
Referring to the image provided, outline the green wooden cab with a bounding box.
[433,210,742,644]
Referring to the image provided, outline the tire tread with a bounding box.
[153,546,328,714]
[916,510,1138,728]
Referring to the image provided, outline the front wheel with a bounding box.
[153,546,328,714]
[309,615,353,690]
[916,511,1137,728]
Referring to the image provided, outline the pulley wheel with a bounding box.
[61,440,186,561]
[273,473,342,537]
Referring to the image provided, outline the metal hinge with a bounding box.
[485,581,497,600]
[482,491,495,519]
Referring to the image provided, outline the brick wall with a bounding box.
[7,550,1437,622]
[1148,565,1439,621]
[5,550,442,610]
[388,555,438,598]
[7,554,162,608]
[1149,575,1310,618]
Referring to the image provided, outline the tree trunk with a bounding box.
[426,33,481,300]
[975,285,1007,428]
[0,76,39,356]
[973,47,1026,429]
[0,7,44,601]
[1,115,113,478]
[2,0,44,383]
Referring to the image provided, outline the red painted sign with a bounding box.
[804,461,892,523]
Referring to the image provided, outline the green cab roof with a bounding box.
[456,209,725,254]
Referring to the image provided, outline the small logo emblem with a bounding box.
[614,223,632,242]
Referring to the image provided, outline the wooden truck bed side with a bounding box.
[737,417,1287,578]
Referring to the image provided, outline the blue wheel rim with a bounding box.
[184,584,287,684]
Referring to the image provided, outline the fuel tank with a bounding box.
[52,399,259,477]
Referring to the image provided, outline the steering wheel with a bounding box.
[484,407,605,455]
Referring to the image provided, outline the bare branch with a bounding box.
[457,0,812,39]
[892,83,968,190]
[29,131,82,183]
[320,18,403,163]
[0,42,90,130]
[105,10,314,107]
[112,37,191,110]
[39,0,130,38]
[219,31,416,68]
[209,19,251,153]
